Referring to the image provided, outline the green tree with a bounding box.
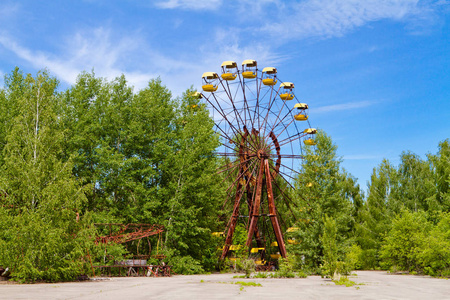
[162,89,223,271]
[321,215,339,278]
[427,140,450,214]
[290,131,359,271]
[0,69,95,282]
[356,159,398,268]
[418,212,450,276]
[63,75,224,271]
[380,210,431,272]
[396,152,435,213]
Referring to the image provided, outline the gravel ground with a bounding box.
[1,271,449,300]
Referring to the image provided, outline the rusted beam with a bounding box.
[265,159,287,258]
[245,158,265,247]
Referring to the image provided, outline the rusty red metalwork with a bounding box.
[95,223,164,245]
[93,223,169,277]
[219,129,288,261]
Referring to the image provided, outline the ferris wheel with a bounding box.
[198,60,316,261]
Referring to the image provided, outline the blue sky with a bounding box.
[0,0,449,193]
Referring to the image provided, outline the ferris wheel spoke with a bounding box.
[263,117,295,155]
[263,95,289,139]
[214,128,243,153]
[207,92,242,137]
[215,84,246,135]
[264,107,296,140]
[217,155,255,175]
[206,95,258,152]
[210,92,243,136]
[258,85,279,136]
[233,79,251,126]
[239,82,265,149]
[251,84,269,131]
[268,164,297,182]
[219,78,233,101]
[237,72,254,128]
[269,131,308,149]
[224,79,249,127]
[216,133,237,149]
[204,96,235,133]
[267,157,302,176]
[225,158,258,195]
[270,174,302,223]
[212,93,261,153]
[258,87,275,135]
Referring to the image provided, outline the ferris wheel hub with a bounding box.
[256,149,268,159]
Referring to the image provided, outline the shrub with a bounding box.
[275,258,296,278]
[417,213,450,276]
[380,210,431,272]
[168,255,204,275]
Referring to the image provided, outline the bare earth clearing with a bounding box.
[1,271,449,300]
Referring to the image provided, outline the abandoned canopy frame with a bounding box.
[199,60,316,260]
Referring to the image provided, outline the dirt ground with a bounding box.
[1,270,449,300]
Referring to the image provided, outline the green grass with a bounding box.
[333,276,357,287]
[253,272,269,278]
[234,281,262,287]
[297,271,308,278]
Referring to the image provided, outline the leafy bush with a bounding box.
[417,213,450,276]
[380,210,431,272]
[0,208,98,282]
[240,259,256,278]
[321,215,339,279]
[345,244,363,270]
[167,255,204,275]
[297,270,308,278]
[274,258,296,278]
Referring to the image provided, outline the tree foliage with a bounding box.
[0,69,95,282]
[357,139,450,271]
[0,68,223,281]
[290,131,361,271]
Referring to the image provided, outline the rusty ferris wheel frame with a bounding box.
[198,60,316,261]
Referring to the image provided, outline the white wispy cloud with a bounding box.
[0,25,270,96]
[155,0,222,10]
[262,0,421,40]
[0,28,159,91]
[311,100,376,113]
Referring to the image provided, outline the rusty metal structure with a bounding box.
[95,223,164,245]
[199,60,316,261]
[94,223,170,277]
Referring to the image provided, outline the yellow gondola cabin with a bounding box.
[304,139,316,146]
[279,82,295,100]
[221,61,237,80]
[262,67,277,85]
[202,72,219,92]
[294,103,308,120]
[241,59,257,79]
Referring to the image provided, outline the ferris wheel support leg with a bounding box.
[221,182,244,260]
[246,190,264,248]
[245,159,265,248]
[264,159,287,258]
